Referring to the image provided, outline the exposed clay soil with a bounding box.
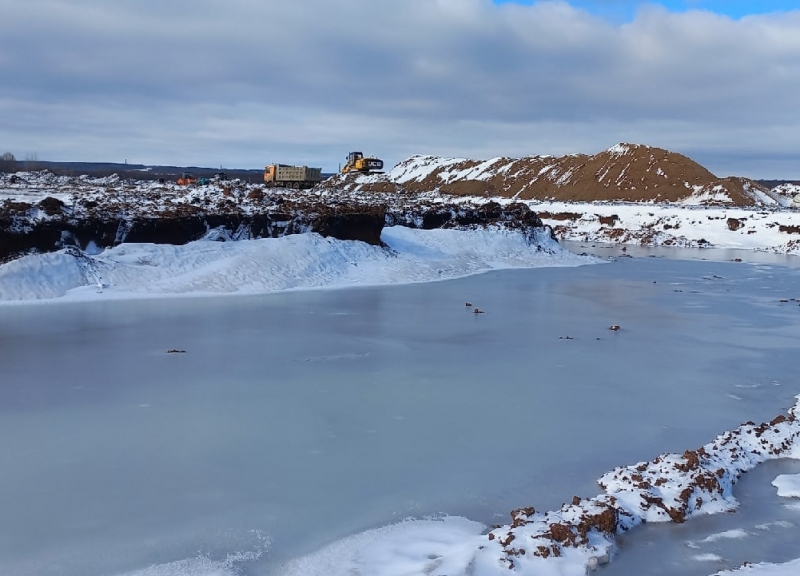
[325,144,771,206]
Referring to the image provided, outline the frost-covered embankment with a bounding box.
[0,171,554,263]
[533,201,800,253]
[0,226,583,303]
[278,396,800,576]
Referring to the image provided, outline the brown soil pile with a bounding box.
[327,144,769,206]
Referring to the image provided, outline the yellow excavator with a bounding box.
[341,151,384,174]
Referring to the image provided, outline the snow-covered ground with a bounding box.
[0,226,585,303]
[276,396,800,576]
[3,170,800,257]
[531,201,800,254]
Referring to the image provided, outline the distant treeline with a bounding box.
[758,180,800,188]
[0,155,266,183]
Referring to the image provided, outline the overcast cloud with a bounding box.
[1,0,799,177]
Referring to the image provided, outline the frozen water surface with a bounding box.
[1,248,800,576]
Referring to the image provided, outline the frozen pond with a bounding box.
[1,250,799,576]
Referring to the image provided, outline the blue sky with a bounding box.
[495,0,800,21]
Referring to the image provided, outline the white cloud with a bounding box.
[0,0,799,177]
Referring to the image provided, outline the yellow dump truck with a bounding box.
[263,164,323,189]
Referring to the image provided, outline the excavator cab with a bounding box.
[342,151,384,174]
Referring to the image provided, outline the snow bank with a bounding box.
[713,558,800,576]
[274,517,486,576]
[772,474,800,498]
[527,200,800,253]
[275,396,800,576]
[0,225,590,304]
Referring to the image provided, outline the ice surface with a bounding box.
[1,251,800,576]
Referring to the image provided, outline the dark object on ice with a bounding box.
[609,325,620,331]
[166,349,187,354]
[473,308,485,314]
[465,302,473,307]
[559,336,574,340]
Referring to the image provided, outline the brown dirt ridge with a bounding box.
[326,143,771,206]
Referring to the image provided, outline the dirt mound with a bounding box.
[323,144,772,207]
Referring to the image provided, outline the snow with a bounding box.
[527,200,800,253]
[438,158,506,183]
[700,529,750,543]
[0,226,591,303]
[116,538,269,576]
[712,558,800,576]
[273,517,487,576]
[271,395,800,576]
[771,183,800,198]
[694,554,726,562]
[607,143,632,156]
[388,154,464,183]
[681,187,735,206]
[772,474,800,498]
[4,169,798,255]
